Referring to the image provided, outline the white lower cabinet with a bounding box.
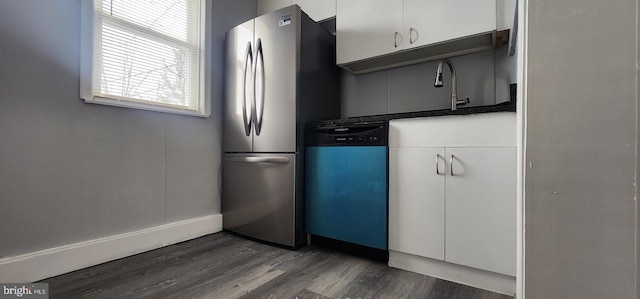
[389,146,515,276]
[388,113,516,293]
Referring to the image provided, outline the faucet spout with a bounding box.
[434,59,469,111]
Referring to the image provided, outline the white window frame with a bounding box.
[80,0,211,117]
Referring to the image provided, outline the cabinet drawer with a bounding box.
[389,113,516,148]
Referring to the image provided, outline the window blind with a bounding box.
[93,0,202,111]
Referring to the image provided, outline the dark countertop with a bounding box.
[309,84,516,127]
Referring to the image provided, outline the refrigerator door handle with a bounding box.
[242,42,253,136]
[226,156,290,164]
[254,38,265,136]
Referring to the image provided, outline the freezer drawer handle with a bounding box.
[227,156,290,164]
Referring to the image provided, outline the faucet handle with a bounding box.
[456,97,470,106]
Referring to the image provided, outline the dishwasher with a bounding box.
[305,122,388,260]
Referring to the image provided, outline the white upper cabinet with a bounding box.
[258,0,337,22]
[337,0,499,74]
[404,0,496,48]
[336,0,403,64]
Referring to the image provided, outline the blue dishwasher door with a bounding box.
[305,146,388,250]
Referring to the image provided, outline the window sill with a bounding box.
[84,96,210,118]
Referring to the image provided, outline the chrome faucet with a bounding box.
[434,59,470,111]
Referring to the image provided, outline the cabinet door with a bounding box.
[404,0,496,49]
[445,147,516,276]
[336,0,403,64]
[293,0,336,21]
[389,147,445,260]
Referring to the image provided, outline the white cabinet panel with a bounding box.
[445,147,516,276]
[389,147,445,260]
[293,0,336,21]
[336,0,403,64]
[258,0,292,16]
[496,0,516,30]
[404,0,496,48]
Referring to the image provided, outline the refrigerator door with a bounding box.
[224,19,255,153]
[253,6,298,153]
[222,153,297,246]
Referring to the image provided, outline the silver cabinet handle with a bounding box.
[409,28,417,44]
[227,156,290,164]
[253,38,265,136]
[394,32,400,48]
[242,42,253,137]
[435,154,440,175]
[450,154,454,176]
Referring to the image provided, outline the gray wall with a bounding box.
[340,48,515,118]
[525,0,637,298]
[0,0,256,258]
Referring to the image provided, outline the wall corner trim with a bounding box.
[0,214,223,283]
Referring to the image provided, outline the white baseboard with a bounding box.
[0,214,223,283]
[389,250,516,296]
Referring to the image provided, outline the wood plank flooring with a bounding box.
[41,232,514,299]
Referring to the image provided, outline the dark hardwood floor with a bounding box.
[41,232,513,299]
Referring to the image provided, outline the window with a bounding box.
[81,0,210,117]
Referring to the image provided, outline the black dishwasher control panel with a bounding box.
[306,122,388,146]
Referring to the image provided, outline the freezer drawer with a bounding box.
[222,153,298,247]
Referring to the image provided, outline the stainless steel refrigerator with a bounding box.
[222,5,340,248]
